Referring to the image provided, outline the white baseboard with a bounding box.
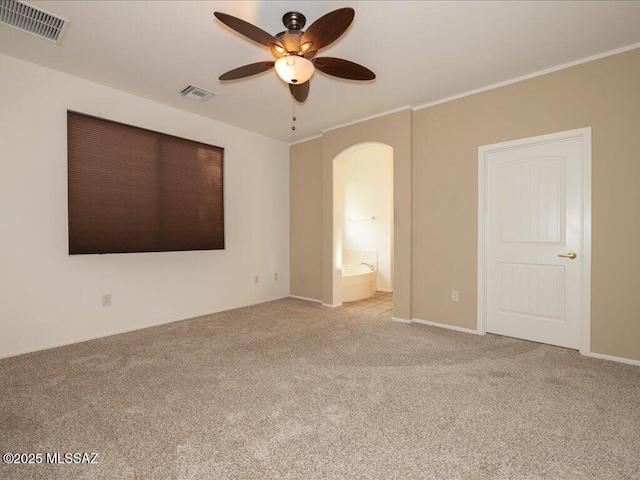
[412,317,483,335]
[392,317,411,324]
[322,302,342,308]
[583,351,640,367]
[0,295,291,360]
[0,316,184,360]
[409,319,638,366]
[377,289,394,293]
[289,295,322,304]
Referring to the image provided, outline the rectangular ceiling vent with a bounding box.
[180,85,216,103]
[0,0,70,44]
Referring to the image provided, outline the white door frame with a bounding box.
[477,127,592,355]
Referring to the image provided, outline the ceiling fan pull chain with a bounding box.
[291,99,297,131]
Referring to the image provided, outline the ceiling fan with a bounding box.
[213,8,375,103]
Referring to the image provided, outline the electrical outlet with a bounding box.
[254,275,259,284]
[102,294,112,307]
[451,290,460,303]
[274,272,279,281]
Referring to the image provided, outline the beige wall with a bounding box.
[289,112,412,314]
[413,49,640,360]
[290,138,323,300]
[290,48,640,361]
[323,110,413,318]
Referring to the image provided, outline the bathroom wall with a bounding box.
[340,144,394,291]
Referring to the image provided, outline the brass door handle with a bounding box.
[558,252,577,259]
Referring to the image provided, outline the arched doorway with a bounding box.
[320,109,412,321]
[331,143,394,310]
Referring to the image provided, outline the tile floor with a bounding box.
[342,291,393,318]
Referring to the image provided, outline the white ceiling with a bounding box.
[2,1,640,143]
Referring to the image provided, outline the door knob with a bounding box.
[558,252,577,259]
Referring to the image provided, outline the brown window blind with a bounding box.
[67,111,224,254]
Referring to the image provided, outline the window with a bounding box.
[67,111,224,254]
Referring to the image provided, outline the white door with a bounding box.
[481,130,590,349]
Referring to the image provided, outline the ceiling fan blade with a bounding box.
[219,61,275,81]
[301,8,354,52]
[313,57,375,81]
[214,12,283,49]
[289,82,310,103]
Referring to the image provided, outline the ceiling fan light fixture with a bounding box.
[215,8,373,103]
[275,55,314,84]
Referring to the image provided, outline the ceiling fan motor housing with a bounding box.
[282,11,306,31]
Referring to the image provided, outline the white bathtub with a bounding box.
[341,264,376,302]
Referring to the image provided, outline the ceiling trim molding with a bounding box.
[288,42,640,146]
[289,134,322,146]
[322,105,412,135]
[412,42,640,111]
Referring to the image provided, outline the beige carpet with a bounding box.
[1,298,639,479]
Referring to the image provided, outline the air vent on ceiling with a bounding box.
[180,85,216,103]
[0,0,70,44]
